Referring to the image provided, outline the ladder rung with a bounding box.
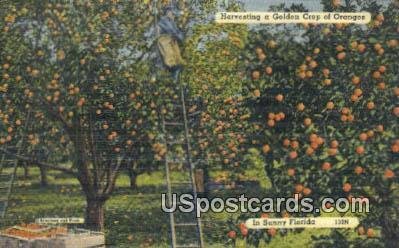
[172,181,192,185]
[1,159,16,162]
[0,173,14,176]
[171,104,183,108]
[166,159,187,164]
[188,110,201,117]
[174,222,198,227]
[175,245,200,248]
[164,122,184,126]
[166,140,186,145]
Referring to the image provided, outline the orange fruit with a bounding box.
[341,107,350,115]
[240,227,248,236]
[326,101,334,110]
[350,94,359,102]
[330,140,339,148]
[350,41,358,49]
[287,168,295,177]
[337,52,346,60]
[275,94,284,102]
[255,47,263,54]
[323,78,332,86]
[316,137,324,145]
[393,107,399,116]
[267,119,275,127]
[253,89,261,98]
[258,53,266,61]
[291,140,299,149]
[265,66,273,75]
[227,230,236,239]
[357,44,366,53]
[252,71,260,80]
[309,134,318,142]
[376,124,384,132]
[295,184,304,192]
[289,151,298,159]
[367,130,374,138]
[354,88,362,96]
[298,71,306,79]
[268,112,276,120]
[356,146,365,155]
[366,228,374,238]
[262,144,271,154]
[359,133,368,141]
[261,213,269,218]
[310,142,319,150]
[384,169,395,179]
[336,45,344,52]
[322,162,331,171]
[357,226,365,235]
[322,68,330,77]
[297,103,305,111]
[267,228,277,237]
[367,101,375,110]
[303,187,312,195]
[283,139,291,147]
[328,148,338,156]
[351,76,360,85]
[354,166,363,175]
[392,144,399,153]
[303,118,312,126]
[372,71,381,79]
[378,65,386,73]
[374,43,382,51]
[342,183,352,192]
[375,14,384,22]
[309,60,318,68]
[332,0,341,7]
[306,147,314,156]
[388,39,398,48]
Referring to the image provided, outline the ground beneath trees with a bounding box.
[1,167,359,247]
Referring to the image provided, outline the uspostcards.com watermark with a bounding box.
[161,194,369,218]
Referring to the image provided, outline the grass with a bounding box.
[0,166,361,247]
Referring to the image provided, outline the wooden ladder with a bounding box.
[0,110,31,220]
[161,80,205,248]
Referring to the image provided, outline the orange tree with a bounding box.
[227,1,398,247]
[182,0,253,185]
[0,0,170,231]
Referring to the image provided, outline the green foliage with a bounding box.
[232,1,399,247]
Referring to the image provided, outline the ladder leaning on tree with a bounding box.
[0,110,31,219]
[161,77,205,248]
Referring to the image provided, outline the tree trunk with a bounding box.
[382,208,398,248]
[85,198,106,231]
[128,166,138,190]
[23,162,30,179]
[39,165,48,187]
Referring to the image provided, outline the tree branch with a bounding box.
[0,148,77,176]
